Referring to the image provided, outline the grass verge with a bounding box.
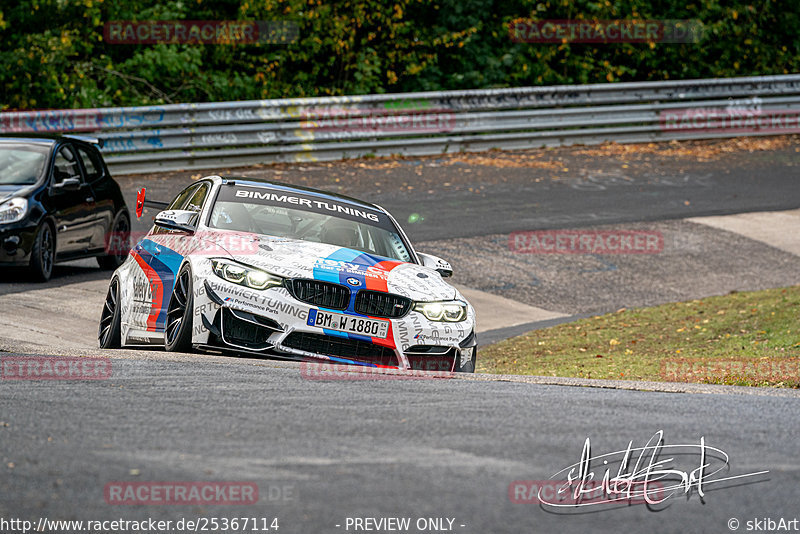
[478,285,800,388]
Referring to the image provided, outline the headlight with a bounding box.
[0,198,28,225]
[210,259,283,290]
[413,300,468,322]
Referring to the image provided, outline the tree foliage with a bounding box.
[1,0,798,110]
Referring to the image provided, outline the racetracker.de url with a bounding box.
[0,516,280,533]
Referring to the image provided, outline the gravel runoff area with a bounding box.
[418,218,800,316]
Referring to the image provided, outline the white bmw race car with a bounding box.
[98,176,477,372]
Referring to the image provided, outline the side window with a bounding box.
[52,145,83,185]
[153,184,200,235]
[167,184,199,211]
[76,146,103,183]
[184,183,209,213]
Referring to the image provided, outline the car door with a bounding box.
[49,143,96,256]
[75,144,115,251]
[129,182,209,332]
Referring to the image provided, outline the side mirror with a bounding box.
[418,252,453,278]
[53,177,81,191]
[154,210,198,233]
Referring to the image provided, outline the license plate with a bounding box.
[307,309,389,339]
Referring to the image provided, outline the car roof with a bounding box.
[0,133,102,146]
[212,175,386,213]
[0,134,57,145]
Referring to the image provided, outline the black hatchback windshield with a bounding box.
[0,143,50,185]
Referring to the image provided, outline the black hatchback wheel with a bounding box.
[98,278,122,349]
[165,265,194,352]
[29,222,54,282]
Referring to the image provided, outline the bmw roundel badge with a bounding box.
[346,277,361,287]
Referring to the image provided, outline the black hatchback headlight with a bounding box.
[0,198,27,225]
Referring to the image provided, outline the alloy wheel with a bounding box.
[98,279,119,346]
[40,224,54,277]
[166,270,191,344]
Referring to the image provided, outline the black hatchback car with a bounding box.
[0,134,130,281]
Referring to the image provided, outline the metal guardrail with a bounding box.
[2,74,799,175]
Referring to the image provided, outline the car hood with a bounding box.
[0,185,33,203]
[205,233,457,301]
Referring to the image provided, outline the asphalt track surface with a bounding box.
[0,350,798,534]
[1,137,799,533]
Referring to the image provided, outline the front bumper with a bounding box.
[192,276,477,372]
[0,220,38,266]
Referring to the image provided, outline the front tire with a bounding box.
[29,222,55,282]
[98,278,122,349]
[97,211,131,270]
[165,265,194,352]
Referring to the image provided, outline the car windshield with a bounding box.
[209,184,413,262]
[0,144,50,185]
